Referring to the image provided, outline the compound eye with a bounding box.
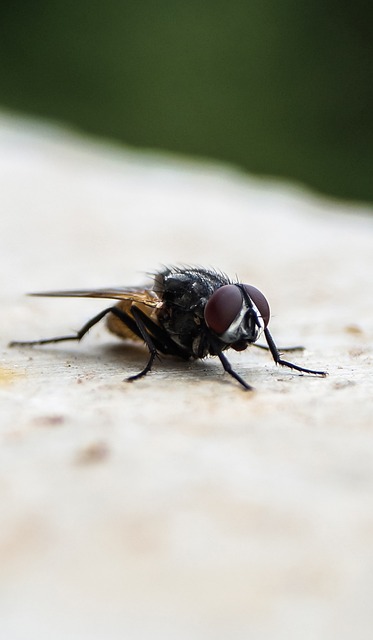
[243,284,270,327]
[204,285,243,335]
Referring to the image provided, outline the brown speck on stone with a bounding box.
[75,441,109,465]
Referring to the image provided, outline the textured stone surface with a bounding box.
[1,113,373,639]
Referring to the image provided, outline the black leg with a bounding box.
[216,350,253,391]
[9,307,116,347]
[9,304,163,382]
[253,343,304,353]
[130,306,190,359]
[126,306,159,381]
[264,328,327,376]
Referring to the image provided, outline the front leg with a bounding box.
[264,328,327,377]
[253,343,304,353]
[208,335,253,390]
[216,350,253,390]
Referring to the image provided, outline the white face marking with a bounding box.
[219,297,264,344]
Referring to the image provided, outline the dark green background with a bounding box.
[1,1,372,202]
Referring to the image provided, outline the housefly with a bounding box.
[10,266,327,390]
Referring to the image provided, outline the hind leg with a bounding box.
[10,305,164,383]
[9,307,117,347]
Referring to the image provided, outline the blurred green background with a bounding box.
[1,1,372,202]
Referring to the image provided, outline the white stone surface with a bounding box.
[1,112,373,639]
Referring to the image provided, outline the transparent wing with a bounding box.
[29,287,160,307]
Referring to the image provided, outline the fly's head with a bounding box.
[204,284,270,351]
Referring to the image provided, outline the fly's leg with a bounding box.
[9,307,116,347]
[127,306,161,381]
[9,304,188,383]
[253,343,304,353]
[217,350,253,391]
[9,305,162,382]
[129,306,190,360]
[264,328,327,377]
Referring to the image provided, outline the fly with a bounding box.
[10,266,327,390]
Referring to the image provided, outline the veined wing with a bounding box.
[28,287,160,307]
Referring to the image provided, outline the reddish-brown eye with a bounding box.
[204,285,243,334]
[243,284,270,327]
